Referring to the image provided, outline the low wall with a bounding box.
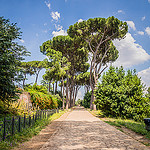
[18,92,32,108]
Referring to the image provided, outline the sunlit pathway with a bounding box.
[40,107,149,150]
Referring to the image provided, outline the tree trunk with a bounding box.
[35,70,40,84]
[61,81,62,96]
[75,86,78,102]
[72,87,75,106]
[69,89,73,107]
[66,78,69,109]
[62,77,65,110]
[23,74,26,89]
[55,81,57,94]
[53,82,54,94]
[48,81,51,92]
[90,87,96,110]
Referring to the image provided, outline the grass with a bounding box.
[89,109,150,140]
[0,109,66,150]
[104,118,150,138]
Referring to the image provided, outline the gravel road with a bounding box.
[40,107,150,150]
[15,107,150,150]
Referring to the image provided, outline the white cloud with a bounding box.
[51,11,60,21]
[138,67,150,87]
[126,21,136,31]
[113,33,150,67]
[141,16,145,21]
[118,10,124,14]
[148,0,150,3]
[45,1,51,10]
[20,39,24,43]
[78,19,83,23]
[145,27,150,35]
[55,24,63,30]
[137,31,144,35]
[52,29,67,37]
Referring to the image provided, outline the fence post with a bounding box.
[37,111,39,119]
[29,116,31,126]
[40,111,42,119]
[42,111,44,119]
[3,117,6,141]
[24,114,26,128]
[33,114,34,124]
[57,108,59,113]
[36,111,38,120]
[18,116,21,132]
[12,116,14,135]
[35,112,37,121]
[44,111,45,119]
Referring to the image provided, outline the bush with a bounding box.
[26,84,61,109]
[28,91,58,109]
[82,91,91,108]
[95,66,150,121]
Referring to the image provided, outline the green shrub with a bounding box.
[82,91,91,108]
[29,90,58,109]
[26,84,61,109]
[95,66,150,121]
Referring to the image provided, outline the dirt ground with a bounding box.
[14,107,150,150]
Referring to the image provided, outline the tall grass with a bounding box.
[0,110,66,150]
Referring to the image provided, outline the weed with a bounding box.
[0,110,66,150]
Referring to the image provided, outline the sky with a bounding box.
[0,0,150,99]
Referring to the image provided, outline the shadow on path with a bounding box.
[15,107,150,150]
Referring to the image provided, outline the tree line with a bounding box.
[0,16,129,111]
[40,16,128,110]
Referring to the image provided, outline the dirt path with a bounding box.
[15,107,150,150]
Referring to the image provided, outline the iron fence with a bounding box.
[0,109,59,141]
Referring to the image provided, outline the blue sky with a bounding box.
[1,0,150,98]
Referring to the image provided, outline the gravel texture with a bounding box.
[15,107,150,150]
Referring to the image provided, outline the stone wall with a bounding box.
[18,92,32,108]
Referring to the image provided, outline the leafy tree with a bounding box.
[77,72,90,93]
[0,17,30,103]
[20,62,34,88]
[28,60,45,84]
[68,16,128,110]
[148,87,150,95]
[82,91,91,108]
[146,87,150,100]
[40,35,89,109]
[95,66,150,121]
[42,53,68,109]
[75,99,82,106]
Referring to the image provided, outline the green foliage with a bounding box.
[52,94,63,108]
[0,110,66,150]
[146,87,150,100]
[104,118,150,139]
[26,84,61,109]
[0,17,30,103]
[20,62,35,88]
[29,91,58,109]
[95,66,150,121]
[148,87,150,95]
[68,16,128,109]
[25,83,48,94]
[82,91,91,108]
[0,100,18,116]
[75,99,82,106]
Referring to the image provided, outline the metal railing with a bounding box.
[0,109,59,141]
